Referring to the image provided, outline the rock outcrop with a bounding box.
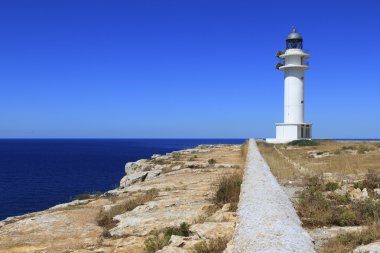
[0,144,244,253]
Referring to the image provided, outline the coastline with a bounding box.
[0,143,245,252]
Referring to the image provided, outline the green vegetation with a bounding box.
[341,145,355,150]
[297,176,380,227]
[207,158,217,166]
[354,172,380,193]
[358,146,370,154]
[325,182,339,191]
[333,149,341,155]
[96,188,159,230]
[320,223,380,253]
[172,151,181,160]
[144,222,191,253]
[75,191,101,200]
[287,139,319,146]
[194,237,229,253]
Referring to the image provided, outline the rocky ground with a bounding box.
[258,141,380,253]
[0,144,244,253]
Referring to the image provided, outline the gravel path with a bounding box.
[232,139,316,253]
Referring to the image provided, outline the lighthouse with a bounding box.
[267,27,312,143]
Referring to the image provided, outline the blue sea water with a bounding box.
[0,139,244,220]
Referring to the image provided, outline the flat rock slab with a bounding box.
[232,139,316,253]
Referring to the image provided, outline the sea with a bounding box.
[0,139,244,220]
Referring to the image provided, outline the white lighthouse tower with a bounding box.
[267,27,312,143]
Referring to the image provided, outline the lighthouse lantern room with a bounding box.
[267,27,312,143]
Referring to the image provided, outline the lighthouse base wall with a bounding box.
[266,123,312,144]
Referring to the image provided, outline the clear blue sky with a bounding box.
[1,0,379,138]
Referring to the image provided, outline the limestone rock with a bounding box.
[147,170,162,179]
[49,199,91,210]
[156,246,187,253]
[223,240,234,253]
[120,172,148,188]
[171,165,182,171]
[125,162,139,174]
[353,241,380,253]
[190,222,235,240]
[184,161,207,169]
[111,236,145,253]
[215,163,235,168]
[221,204,231,212]
[349,188,369,201]
[334,188,347,196]
[208,211,236,223]
[169,235,186,247]
[0,143,244,253]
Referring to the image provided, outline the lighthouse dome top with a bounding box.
[286,27,303,49]
[287,28,303,40]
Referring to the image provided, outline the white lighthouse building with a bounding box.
[267,27,312,143]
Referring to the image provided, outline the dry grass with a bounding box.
[320,222,380,253]
[241,140,249,162]
[257,140,380,182]
[213,173,243,211]
[144,222,191,253]
[297,176,380,228]
[257,141,301,182]
[211,140,248,212]
[96,188,159,230]
[194,237,229,253]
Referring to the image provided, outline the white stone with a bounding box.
[125,162,139,174]
[190,222,235,240]
[49,199,90,210]
[147,170,161,179]
[171,165,182,171]
[156,246,187,253]
[119,172,148,188]
[184,161,207,168]
[362,188,369,199]
[169,235,185,247]
[233,139,316,253]
[221,203,231,212]
[353,241,380,253]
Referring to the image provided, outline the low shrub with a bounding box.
[172,151,181,160]
[342,145,356,150]
[194,237,229,253]
[75,192,102,200]
[76,194,92,200]
[320,223,380,253]
[327,193,350,205]
[287,140,319,146]
[298,177,380,227]
[214,173,243,211]
[334,209,357,226]
[208,158,217,166]
[325,182,339,191]
[144,222,191,253]
[297,186,332,227]
[358,146,370,154]
[353,172,380,192]
[364,172,380,190]
[352,198,380,224]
